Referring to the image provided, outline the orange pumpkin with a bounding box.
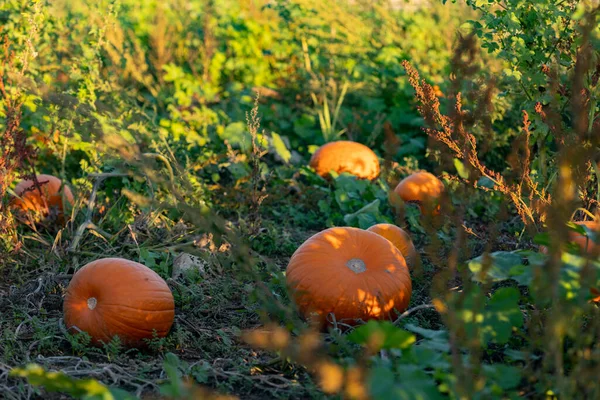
[393,171,444,215]
[568,221,600,254]
[539,220,600,302]
[63,258,175,347]
[540,220,600,255]
[569,222,600,303]
[309,141,380,180]
[367,223,418,270]
[11,174,74,220]
[286,227,411,328]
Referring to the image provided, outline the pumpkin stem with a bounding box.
[346,258,367,274]
[87,297,98,310]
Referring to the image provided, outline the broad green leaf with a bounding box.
[10,364,133,399]
[403,324,448,341]
[348,320,415,351]
[368,366,396,400]
[369,365,444,400]
[483,364,522,390]
[467,251,527,284]
[343,199,385,229]
[453,158,469,179]
[270,132,292,163]
[404,324,450,353]
[481,287,523,344]
[219,122,250,151]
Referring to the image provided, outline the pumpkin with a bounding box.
[541,220,600,255]
[393,171,444,215]
[309,141,380,180]
[568,220,600,254]
[286,227,411,328]
[367,223,418,270]
[63,258,175,347]
[539,220,600,302]
[11,174,74,220]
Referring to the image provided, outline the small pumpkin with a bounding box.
[309,141,380,180]
[367,223,418,270]
[393,171,444,215]
[11,174,74,221]
[286,227,411,328]
[63,258,175,347]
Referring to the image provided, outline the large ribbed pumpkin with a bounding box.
[286,227,411,327]
[63,258,175,347]
[367,223,418,270]
[11,174,74,220]
[394,171,444,215]
[309,141,380,180]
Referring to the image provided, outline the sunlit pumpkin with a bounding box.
[63,258,175,347]
[367,223,418,270]
[393,171,444,215]
[286,227,411,328]
[309,141,380,180]
[11,174,74,221]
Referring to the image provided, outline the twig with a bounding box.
[68,174,120,253]
[393,304,436,324]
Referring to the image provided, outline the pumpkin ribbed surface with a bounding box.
[63,258,175,347]
[286,227,411,327]
[394,171,444,215]
[367,223,418,270]
[309,141,380,180]
[12,174,74,217]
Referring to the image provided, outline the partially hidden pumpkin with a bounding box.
[63,258,175,347]
[540,220,600,255]
[539,220,600,302]
[309,141,380,180]
[286,227,411,328]
[568,220,600,254]
[11,174,74,221]
[367,223,418,270]
[393,171,444,215]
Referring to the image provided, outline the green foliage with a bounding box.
[460,286,524,345]
[1,0,600,399]
[10,364,135,400]
[348,320,416,351]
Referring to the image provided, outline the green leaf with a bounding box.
[10,364,132,400]
[453,158,469,179]
[343,199,383,228]
[404,324,450,353]
[477,176,495,189]
[369,365,444,400]
[533,232,550,247]
[481,287,523,344]
[348,320,415,351]
[403,324,448,341]
[483,363,522,390]
[219,122,251,151]
[270,132,292,163]
[467,251,529,284]
[413,346,451,369]
[368,366,396,400]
